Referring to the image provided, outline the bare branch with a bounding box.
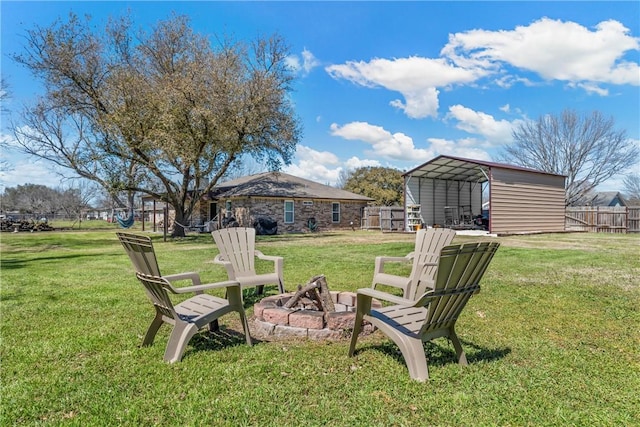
[499,109,639,206]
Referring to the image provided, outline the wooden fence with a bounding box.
[565,206,640,233]
[362,206,405,231]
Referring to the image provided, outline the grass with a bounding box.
[1,230,639,426]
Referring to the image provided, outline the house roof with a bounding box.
[212,172,374,202]
[589,191,627,207]
[403,155,566,182]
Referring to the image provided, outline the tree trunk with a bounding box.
[171,210,187,238]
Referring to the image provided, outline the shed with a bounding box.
[403,155,566,234]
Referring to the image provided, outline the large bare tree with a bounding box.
[622,173,640,205]
[11,13,301,236]
[498,109,639,206]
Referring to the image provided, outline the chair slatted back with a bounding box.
[407,228,457,299]
[117,232,161,276]
[417,242,500,336]
[135,273,178,321]
[211,227,257,278]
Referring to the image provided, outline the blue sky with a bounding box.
[1,1,639,192]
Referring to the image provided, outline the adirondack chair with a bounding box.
[117,232,252,362]
[350,242,500,381]
[371,227,456,298]
[211,227,285,295]
[134,272,251,362]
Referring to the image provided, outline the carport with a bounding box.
[403,155,566,234]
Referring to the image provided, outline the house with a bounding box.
[195,172,374,233]
[403,155,567,235]
[587,191,628,207]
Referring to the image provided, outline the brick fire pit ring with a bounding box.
[252,291,382,340]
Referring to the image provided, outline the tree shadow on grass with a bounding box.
[355,338,510,369]
[0,252,121,270]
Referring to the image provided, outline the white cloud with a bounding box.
[294,145,340,165]
[285,55,301,73]
[426,138,492,161]
[0,158,63,190]
[446,105,519,145]
[283,147,384,186]
[326,57,487,118]
[286,48,321,76]
[283,145,342,185]
[344,156,380,170]
[329,121,433,161]
[301,49,320,74]
[442,18,640,92]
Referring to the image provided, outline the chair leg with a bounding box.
[164,322,198,363]
[348,294,372,357]
[449,327,468,366]
[255,285,265,295]
[208,319,220,332]
[398,337,429,381]
[238,309,253,346]
[382,329,429,381]
[142,312,164,347]
[278,279,285,294]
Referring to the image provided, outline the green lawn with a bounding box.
[1,230,639,426]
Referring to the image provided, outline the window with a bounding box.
[284,200,294,223]
[332,202,340,223]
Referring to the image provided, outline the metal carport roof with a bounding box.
[403,155,562,183]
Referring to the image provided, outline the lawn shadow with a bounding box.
[1,252,121,270]
[356,338,510,369]
[185,326,262,358]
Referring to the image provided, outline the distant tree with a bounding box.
[498,109,639,206]
[0,183,95,219]
[622,173,640,205]
[58,181,100,221]
[1,184,58,216]
[341,166,404,206]
[11,13,301,236]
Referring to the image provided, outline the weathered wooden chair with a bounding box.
[350,242,500,381]
[117,232,252,362]
[371,227,456,298]
[211,227,285,295]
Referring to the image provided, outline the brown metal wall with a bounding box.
[490,168,566,234]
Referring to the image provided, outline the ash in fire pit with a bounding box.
[252,275,381,340]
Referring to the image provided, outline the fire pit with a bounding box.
[251,275,381,340]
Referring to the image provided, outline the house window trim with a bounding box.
[332,202,340,223]
[284,200,295,224]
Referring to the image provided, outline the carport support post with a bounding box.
[163,205,168,242]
